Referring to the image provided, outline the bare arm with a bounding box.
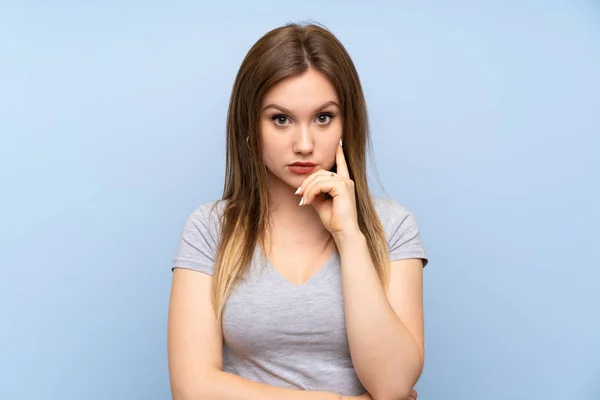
[294,141,424,400]
[334,231,424,400]
[168,268,360,400]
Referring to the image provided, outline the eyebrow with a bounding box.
[261,100,340,114]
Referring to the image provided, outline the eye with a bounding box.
[315,112,335,125]
[271,114,291,127]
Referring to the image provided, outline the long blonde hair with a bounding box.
[212,22,389,321]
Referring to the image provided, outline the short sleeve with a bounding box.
[377,198,429,267]
[172,200,223,275]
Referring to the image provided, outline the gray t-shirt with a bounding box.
[172,197,428,396]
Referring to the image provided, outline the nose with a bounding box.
[293,124,314,155]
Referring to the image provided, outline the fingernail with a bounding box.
[339,138,343,147]
[295,186,302,195]
[299,197,304,206]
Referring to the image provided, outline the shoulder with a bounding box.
[372,197,415,227]
[172,199,229,274]
[186,199,227,228]
[372,197,428,266]
[190,198,227,217]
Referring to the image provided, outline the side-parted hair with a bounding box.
[212,22,389,321]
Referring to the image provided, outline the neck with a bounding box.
[266,174,327,235]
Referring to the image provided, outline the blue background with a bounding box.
[1,1,599,399]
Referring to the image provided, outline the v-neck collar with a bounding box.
[256,244,339,288]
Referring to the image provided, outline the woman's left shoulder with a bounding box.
[372,197,417,225]
[372,197,429,266]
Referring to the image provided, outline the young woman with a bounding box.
[168,22,429,400]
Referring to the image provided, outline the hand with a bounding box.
[296,139,359,236]
[344,388,418,400]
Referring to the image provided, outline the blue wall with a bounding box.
[1,1,598,399]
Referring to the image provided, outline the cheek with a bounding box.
[260,126,284,165]
[319,132,342,152]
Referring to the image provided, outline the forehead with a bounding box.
[261,68,339,109]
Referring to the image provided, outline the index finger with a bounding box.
[335,138,349,179]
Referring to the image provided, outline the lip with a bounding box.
[288,162,317,175]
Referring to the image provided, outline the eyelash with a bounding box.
[270,113,336,128]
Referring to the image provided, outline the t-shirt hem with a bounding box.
[389,251,429,267]
[171,263,214,275]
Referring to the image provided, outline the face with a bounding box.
[260,68,342,191]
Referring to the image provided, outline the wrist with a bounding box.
[332,227,364,248]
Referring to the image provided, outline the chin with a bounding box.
[267,170,297,186]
